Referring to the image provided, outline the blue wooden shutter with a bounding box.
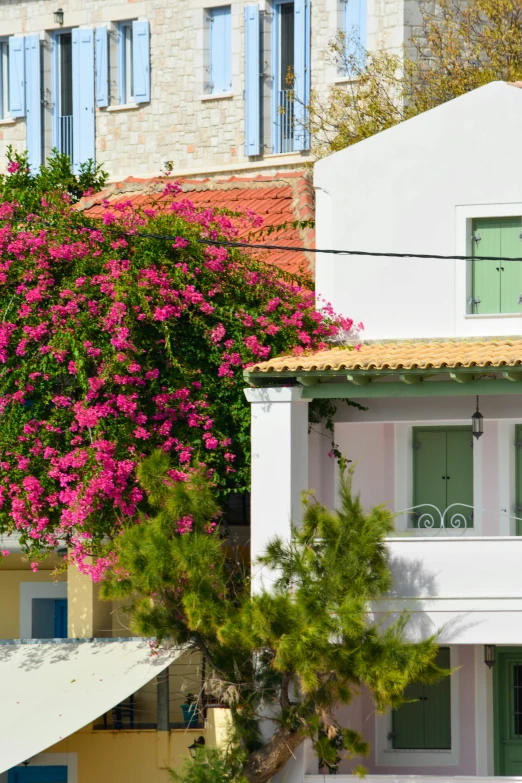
[294,0,310,151]
[72,28,95,171]
[24,34,42,173]
[210,7,232,94]
[344,0,367,67]
[8,37,25,117]
[244,5,260,156]
[132,20,150,103]
[54,598,68,638]
[95,26,109,107]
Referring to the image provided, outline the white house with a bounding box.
[245,81,522,781]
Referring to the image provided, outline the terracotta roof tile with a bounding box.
[247,338,522,374]
[78,172,315,275]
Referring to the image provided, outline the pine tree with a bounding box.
[102,452,447,783]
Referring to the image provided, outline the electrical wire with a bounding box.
[111,227,522,263]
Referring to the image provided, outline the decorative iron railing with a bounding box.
[276,90,294,154]
[394,504,522,535]
[59,115,73,160]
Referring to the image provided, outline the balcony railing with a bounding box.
[276,90,294,154]
[393,504,522,534]
[59,115,73,160]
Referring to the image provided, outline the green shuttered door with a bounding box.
[393,647,451,750]
[472,217,522,314]
[413,427,473,529]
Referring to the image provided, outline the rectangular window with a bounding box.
[412,426,473,529]
[471,216,522,314]
[392,647,451,750]
[273,0,295,154]
[208,6,232,94]
[55,32,73,160]
[118,22,134,104]
[31,598,68,638]
[0,40,8,119]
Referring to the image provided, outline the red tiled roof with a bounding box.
[78,172,315,276]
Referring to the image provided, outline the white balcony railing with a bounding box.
[59,115,73,160]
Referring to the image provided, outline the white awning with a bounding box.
[0,639,181,772]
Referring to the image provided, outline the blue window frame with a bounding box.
[8,767,67,783]
[208,6,232,94]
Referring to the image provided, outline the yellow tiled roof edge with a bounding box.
[246,337,522,374]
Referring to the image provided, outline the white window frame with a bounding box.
[375,645,460,767]
[118,21,134,105]
[20,581,68,639]
[0,39,9,120]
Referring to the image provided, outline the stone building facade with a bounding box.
[0,0,419,181]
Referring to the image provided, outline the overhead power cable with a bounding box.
[117,228,522,263]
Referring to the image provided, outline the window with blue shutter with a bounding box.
[343,0,367,70]
[244,5,260,156]
[0,40,9,120]
[8,37,25,119]
[95,26,109,107]
[24,34,42,173]
[31,598,68,638]
[117,20,150,104]
[272,0,295,154]
[72,28,95,171]
[209,6,232,94]
[52,32,74,160]
[132,20,150,103]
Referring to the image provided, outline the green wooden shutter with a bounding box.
[393,648,451,750]
[393,677,425,749]
[424,647,451,749]
[446,430,474,528]
[472,218,501,314]
[413,429,447,528]
[499,217,522,314]
[515,425,522,536]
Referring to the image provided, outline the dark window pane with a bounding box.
[280,3,294,87]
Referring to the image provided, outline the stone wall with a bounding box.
[0,0,415,180]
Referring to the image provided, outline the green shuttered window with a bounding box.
[393,647,451,750]
[413,427,473,529]
[472,217,522,314]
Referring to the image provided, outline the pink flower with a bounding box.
[175,515,193,535]
[7,161,20,174]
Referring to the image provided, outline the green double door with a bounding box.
[495,649,522,775]
[472,217,522,314]
[413,427,473,529]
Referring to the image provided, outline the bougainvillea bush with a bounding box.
[0,151,357,576]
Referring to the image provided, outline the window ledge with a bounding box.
[0,117,17,126]
[199,93,234,102]
[383,749,452,754]
[332,76,359,85]
[106,103,140,113]
[465,313,522,319]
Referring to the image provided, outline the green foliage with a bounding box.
[310,0,522,160]
[103,453,447,782]
[0,146,108,209]
[170,746,248,783]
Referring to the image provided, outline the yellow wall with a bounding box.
[46,708,231,782]
[0,555,66,639]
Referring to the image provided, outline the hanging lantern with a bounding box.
[484,644,496,669]
[53,8,64,24]
[472,395,484,440]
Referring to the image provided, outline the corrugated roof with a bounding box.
[247,338,522,374]
[78,172,315,276]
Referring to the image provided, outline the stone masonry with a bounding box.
[0,0,419,181]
